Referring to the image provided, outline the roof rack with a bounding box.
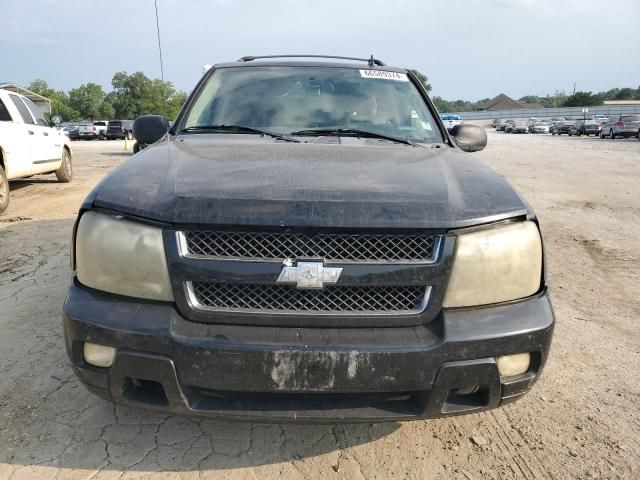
[237,55,386,67]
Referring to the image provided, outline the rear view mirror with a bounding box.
[451,124,487,152]
[133,115,169,145]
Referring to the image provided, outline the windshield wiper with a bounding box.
[181,125,300,142]
[290,128,417,146]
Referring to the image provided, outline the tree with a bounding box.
[98,99,115,119]
[68,83,106,120]
[563,91,602,107]
[110,71,187,120]
[28,79,80,121]
[409,69,431,93]
[614,88,636,100]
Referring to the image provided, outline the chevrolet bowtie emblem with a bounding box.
[276,261,343,289]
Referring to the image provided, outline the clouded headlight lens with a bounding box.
[75,211,173,301]
[443,221,542,308]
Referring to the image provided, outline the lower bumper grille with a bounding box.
[188,282,429,315]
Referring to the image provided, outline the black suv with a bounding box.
[63,55,554,422]
[106,120,133,140]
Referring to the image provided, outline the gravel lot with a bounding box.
[1,133,639,479]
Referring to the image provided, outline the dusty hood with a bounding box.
[89,135,529,229]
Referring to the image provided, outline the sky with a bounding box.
[1,0,639,101]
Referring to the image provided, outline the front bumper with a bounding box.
[63,283,554,423]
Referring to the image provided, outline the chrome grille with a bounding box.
[188,282,429,314]
[181,231,438,262]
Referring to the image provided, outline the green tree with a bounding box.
[68,83,106,120]
[563,91,602,107]
[28,79,80,121]
[409,69,432,93]
[98,99,115,119]
[110,71,186,120]
[614,88,636,100]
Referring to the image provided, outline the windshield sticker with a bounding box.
[359,70,409,81]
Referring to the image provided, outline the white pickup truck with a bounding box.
[0,89,73,214]
[78,121,108,140]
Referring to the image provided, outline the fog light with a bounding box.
[496,353,530,377]
[83,342,116,368]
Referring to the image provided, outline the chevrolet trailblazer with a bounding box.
[63,55,554,422]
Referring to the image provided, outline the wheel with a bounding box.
[133,142,140,154]
[569,131,573,136]
[126,131,133,140]
[609,129,615,139]
[0,165,9,214]
[600,131,605,139]
[55,149,73,183]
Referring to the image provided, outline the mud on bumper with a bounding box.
[63,284,554,423]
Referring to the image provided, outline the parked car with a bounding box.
[59,124,80,140]
[570,120,601,137]
[551,121,574,135]
[511,120,529,134]
[106,120,134,140]
[599,115,640,139]
[592,114,609,124]
[440,114,463,132]
[78,120,108,139]
[531,121,550,134]
[0,88,73,214]
[503,119,516,133]
[495,119,510,131]
[63,55,553,423]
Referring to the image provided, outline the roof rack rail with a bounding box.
[237,55,386,67]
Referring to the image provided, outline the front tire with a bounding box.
[0,166,9,214]
[55,149,73,183]
[609,129,615,139]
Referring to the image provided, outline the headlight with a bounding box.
[443,221,542,308]
[75,211,173,301]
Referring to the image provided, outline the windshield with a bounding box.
[183,66,442,143]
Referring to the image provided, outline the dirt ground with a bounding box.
[0,133,639,480]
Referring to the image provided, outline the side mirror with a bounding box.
[51,115,61,126]
[451,124,487,152]
[133,115,169,145]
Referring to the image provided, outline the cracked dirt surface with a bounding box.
[0,135,639,479]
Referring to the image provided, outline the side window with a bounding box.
[9,95,35,125]
[0,98,12,121]
[23,98,49,127]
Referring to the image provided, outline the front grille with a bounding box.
[188,282,429,314]
[181,231,438,262]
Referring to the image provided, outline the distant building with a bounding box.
[603,100,640,106]
[483,93,539,111]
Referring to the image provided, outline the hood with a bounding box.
[89,135,530,229]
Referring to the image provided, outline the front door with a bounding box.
[4,94,35,178]
[21,97,61,173]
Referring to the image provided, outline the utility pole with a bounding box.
[573,83,576,95]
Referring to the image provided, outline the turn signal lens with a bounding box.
[83,342,116,368]
[496,353,531,377]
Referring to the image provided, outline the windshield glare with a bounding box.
[184,66,442,143]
